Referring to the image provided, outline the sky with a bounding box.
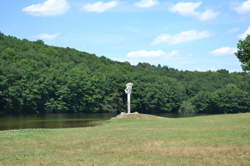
[1,0,250,72]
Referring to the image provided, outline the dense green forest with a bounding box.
[0,33,250,115]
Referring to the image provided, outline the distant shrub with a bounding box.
[178,100,197,115]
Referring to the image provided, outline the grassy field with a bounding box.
[0,113,250,166]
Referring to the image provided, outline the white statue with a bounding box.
[125,83,133,114]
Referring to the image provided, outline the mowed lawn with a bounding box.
[0,113,250,166]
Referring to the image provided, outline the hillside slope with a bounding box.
[0,33,250,114]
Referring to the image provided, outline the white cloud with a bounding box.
[199,9,218,21]
[239,27,250,39]
[22,0,70,16]
[36,33,59,40]
[228,27,240,33]
[235,0,250,14]
[152,30,210,45]
[210,47,237,55]
[127,50,178,58]
[170,2,201,16]
[82,1,118,13]
[170,2,218,21]
[135,0,158,8]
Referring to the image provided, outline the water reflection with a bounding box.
[0,112,203,130]
[0,113,116,130]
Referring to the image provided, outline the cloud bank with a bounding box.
[152,30,210,45]
[36,33,60,40]
[239,27,250,39]
[82,1,118,13]
[134,0,158,8]
[235,0,250,14]
[127,50,178,58]
[170,2,218,21]
[210,47,237,56]
[23,0,70,16]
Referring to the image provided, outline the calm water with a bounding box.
[0,113,198,131]
[0,113,116,131]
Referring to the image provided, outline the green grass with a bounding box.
[0,113,250,166]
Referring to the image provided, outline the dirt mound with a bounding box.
[111,112,166,120]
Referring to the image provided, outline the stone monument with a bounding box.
[125,82,133,114]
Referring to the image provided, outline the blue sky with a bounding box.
[1,0,250,71]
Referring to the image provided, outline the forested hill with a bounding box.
[0,33,250,115]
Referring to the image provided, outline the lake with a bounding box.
[0,113,116,131]
[0,113,197,130]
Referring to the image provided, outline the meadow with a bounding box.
[0,113,250,166]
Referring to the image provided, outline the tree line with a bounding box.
[0,33,250,115]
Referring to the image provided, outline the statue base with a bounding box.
[115,112,139,118]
